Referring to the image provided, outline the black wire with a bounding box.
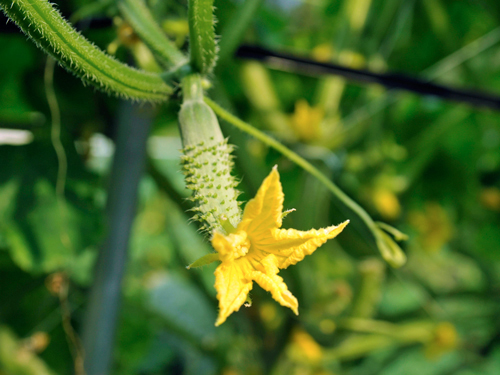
[236,45,500,111]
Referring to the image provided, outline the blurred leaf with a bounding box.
[407,249,486,294]
[379,347,460,375]
[147,272,217,345]
[2,179,96,281]
[379,278,427,317]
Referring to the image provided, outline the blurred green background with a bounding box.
[1,0,500,374]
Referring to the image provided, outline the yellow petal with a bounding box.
[214,260,253,326]
[238,166,284,233]
[251,254,298,314]
[255,221,349,269]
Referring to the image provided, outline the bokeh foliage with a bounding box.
[1,0,500,374]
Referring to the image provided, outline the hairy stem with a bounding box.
[188,0,218,73]
[0,0,172,101]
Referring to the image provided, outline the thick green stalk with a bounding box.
[118,0,187,68]
[205,98,406,267]
[188,0,218,73]
[82,101,154,375]
[0,0,172,101]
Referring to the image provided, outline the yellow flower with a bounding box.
[425,322,458,359]
[480,186,500,211]
[408,202,453,253]
[212,166,349,326]
[372,188,401,220]
[290,99,324,142]
[290,328,323,363]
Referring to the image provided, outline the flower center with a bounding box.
[234,237,250,260]
[218,231,251,262]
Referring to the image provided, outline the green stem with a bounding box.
[423,26,500,80]
[205,97,406,267]
[182,74,205,102]
[44,57,67,198]
[188,0,218,73]
[0,0,172,101]
[211,79,267,194]
[118,0,187,68]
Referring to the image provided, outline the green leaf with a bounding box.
[188,0,218,73]
[380,279,427,317]
[379,347,460,375]
[147,273,217,342]
[0,140,102,282]
[0,179,19,222]
[1,179,96,278]
[187,253,220,269]
[140,332,217,375]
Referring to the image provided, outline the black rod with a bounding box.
[236,45,500,111]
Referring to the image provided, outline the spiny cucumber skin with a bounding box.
[181,138,242,234]
[178,74,239,234]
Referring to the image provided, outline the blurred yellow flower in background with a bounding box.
[290,99,325,142]
[372,188,401,220]
[409,202,453,253]
[289,328,323,364]
[312,44,335,62]
[424,322,459,360]
[480,187,500,211]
